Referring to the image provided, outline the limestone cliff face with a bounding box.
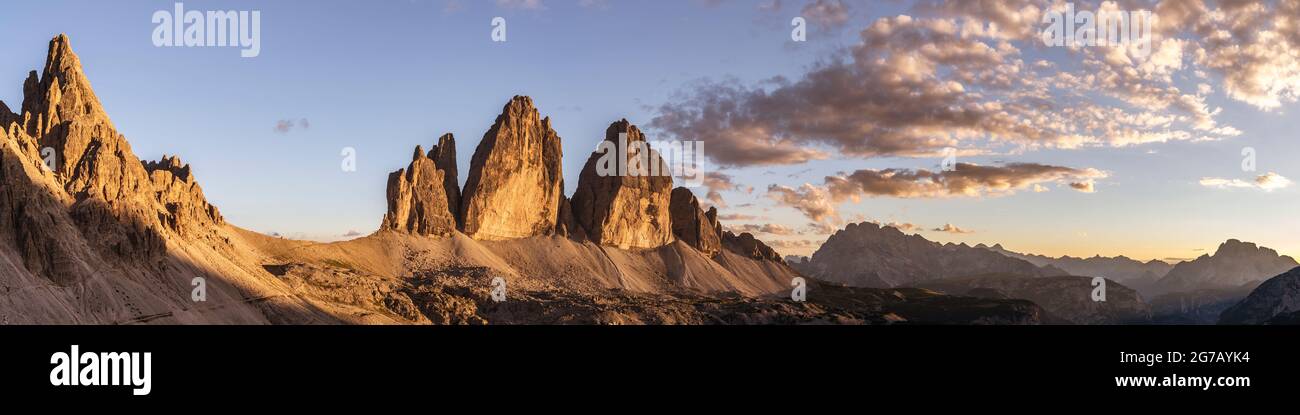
[459,96,565,240]
[571,120,674,249]
[1,34,225,272]
[669,187,720,256]
[381,138,459,236]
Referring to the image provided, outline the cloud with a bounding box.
[766,183,841,225]
[274,118,310,134]
[497,0,544,10]
[718,213,762,221]
[1069,181,1096,193]
[343,230,362,237]
[764,239,821,254]
[701,172,753,207]
[826,162,1107,200]
[931,223,974,234]
[866,221,922,233]
[653,2,1259,167]
[1200,172,1293,192]
[768,162,1102,225]
[801,0,852,30]
[805,221,838,234]
[726,223,796,235]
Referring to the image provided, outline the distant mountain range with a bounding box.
[790,222,1062,288]
[980,244,1172,295]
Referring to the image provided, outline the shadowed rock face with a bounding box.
[381,136,460,236]
[1154,239,1298,295]
[571,120,674,249]
[429,133,460,222]
[1219,267,1300,325]
[459,96,565,241]
[669,187,721,256]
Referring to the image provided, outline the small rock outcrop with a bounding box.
[459,96,565,240]
[381,137,459,236]
[722,231,784,263]
[570,120,674,249]
[669,187,720,256]
[143,155,224,237]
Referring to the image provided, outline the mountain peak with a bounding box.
[20,34,108,134]
[1215,239,1260,256]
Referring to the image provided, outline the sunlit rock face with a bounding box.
[571,120,674,250]
[381,136,460,237]
[459,96,565,241]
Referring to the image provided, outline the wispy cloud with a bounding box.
[1200,172,1292,192]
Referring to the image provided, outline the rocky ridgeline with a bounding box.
[0,34,225,283]
[1154,239,1298,295]
[792,222,1053,287]
[380,97,784,262]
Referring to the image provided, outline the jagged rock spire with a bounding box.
[459,96,565,240]
[381,135,460,236]
[669,187,721,256]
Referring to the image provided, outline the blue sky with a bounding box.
[1,0,1296,261]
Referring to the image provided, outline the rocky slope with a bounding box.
[459,96,566,241]
[570,120,674,249]
[1219,267,1300,325]
[792,222,1057,288]
[1153,239,1297,295]
[918,274,1151,324]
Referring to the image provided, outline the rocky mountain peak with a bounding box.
[1155,239,1298,294]
[570,119,674,249]
[1215,239,1264,256]
[382,136,459,237]
[20,34,109,137]
[1,35,227,281]
[459,96,565,240]
[799,221,1052,287]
